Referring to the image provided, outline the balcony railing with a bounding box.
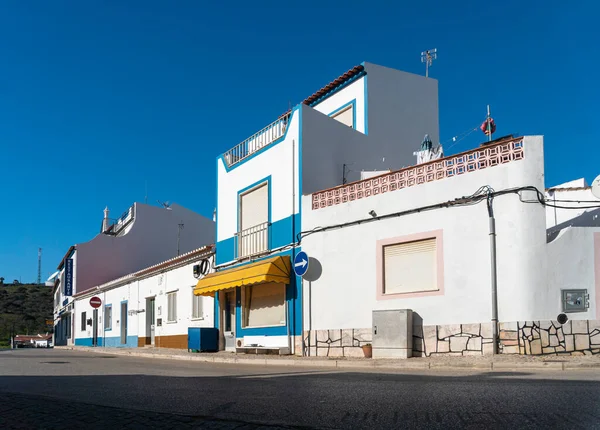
[101,205,135,236]
[223,113,290,168]
[235,222,270,259]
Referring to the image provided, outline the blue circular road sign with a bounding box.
[293,251,309,277]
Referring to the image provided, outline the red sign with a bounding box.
[90,296,102,308]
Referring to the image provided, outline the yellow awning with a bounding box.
[194,255,291,296]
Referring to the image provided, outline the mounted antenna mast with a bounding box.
[421,48,437,78]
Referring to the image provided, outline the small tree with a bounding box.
[0,277,4,286]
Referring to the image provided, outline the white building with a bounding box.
[302,136,600,357]
[546,178,600,326]
[54,202,215,346]
[73,246,215,349]
[195,62,440,354]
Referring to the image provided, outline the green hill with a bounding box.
[0,284,53,347]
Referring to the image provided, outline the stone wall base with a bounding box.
[303,329,371,358]
[303,319,600,358]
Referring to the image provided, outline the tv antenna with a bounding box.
[157,200,171,209]
[421,48,437,78]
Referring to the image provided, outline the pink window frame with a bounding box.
[376,229,444,300]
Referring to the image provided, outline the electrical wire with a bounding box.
[296,185,600,244]
[548,199,600,204]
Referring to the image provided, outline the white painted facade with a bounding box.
[212,62,440,352]
[301,136,548,331]
[73,247,215,348]
[75,202,214,295]
[53,201,214,346]
[546,179,599,229]
[546,227,600,321]
[545,179,600,321]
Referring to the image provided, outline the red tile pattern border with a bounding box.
[311,139,524,210]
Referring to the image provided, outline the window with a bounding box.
[104,305,112,330]
[383,238,438,295]
[81,312,87,331]
[331,105,354,128]
[242,282,286,328]
[167,292,177,322]
[192,290,203,319]
[238,182,269,258]
[66,314,72,339]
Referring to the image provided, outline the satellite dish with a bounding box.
[592,175,600,199]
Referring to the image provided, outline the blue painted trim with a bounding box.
[364,74,369,135]
[75,337,104,347]
[216,237,235,266]
[298,106,303,241]
[308,71,366,107]
[327,99,356,130]
[236,175,272,257]
[215,154,219,256]
[101,335,138,348]
[216,214,299,266]
[228,248,303,337]
[218,106,300,172]
[104,304,112,331]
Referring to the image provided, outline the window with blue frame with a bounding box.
[104,305,112,330]
[242,282,286,328]
[238,182,269,258]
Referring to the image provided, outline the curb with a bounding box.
[55,346,600,371]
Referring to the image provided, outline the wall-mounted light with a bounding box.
[369,210,377,218]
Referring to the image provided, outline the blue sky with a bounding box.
[0,1,596,282]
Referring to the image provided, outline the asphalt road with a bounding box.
[1,349,599,429]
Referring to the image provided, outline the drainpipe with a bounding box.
[290,138,296,356]
[487,194,499,354]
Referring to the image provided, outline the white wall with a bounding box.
[74,256,215,345]
[546,187,600,229]
[546,227,600,320]
[217,108,301,243]
[301,136,547,329]
[364,62,440,157]
[149,260,215,340]
[76,203,214,295]
[311,76,366,134]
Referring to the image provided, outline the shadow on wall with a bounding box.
[547,208,600,243]
[303,257,323,283]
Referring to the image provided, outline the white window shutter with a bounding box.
[332,106,353,128]
[240,184,268,231]
[383,239,437,294]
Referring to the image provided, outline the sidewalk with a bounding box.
[57,345,600,371]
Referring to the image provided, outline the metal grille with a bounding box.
[223,114,290,167]
[236,222,269,259]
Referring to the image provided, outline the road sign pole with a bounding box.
[308,280,312,357]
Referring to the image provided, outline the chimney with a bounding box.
[103,206,110,232]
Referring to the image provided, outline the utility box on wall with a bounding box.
[372,309,413,359]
